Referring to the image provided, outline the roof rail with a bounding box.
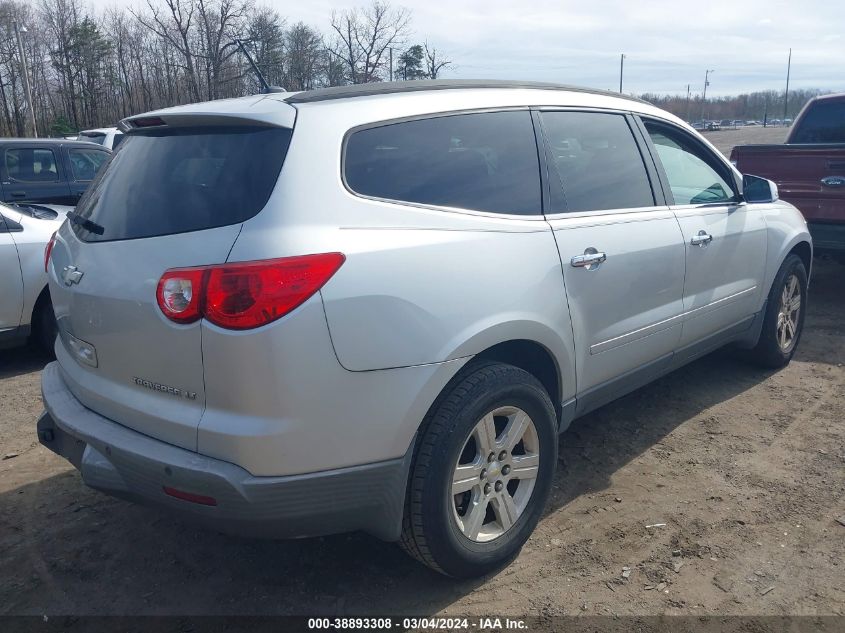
[285,79,650,105]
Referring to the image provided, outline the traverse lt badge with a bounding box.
[62,265,84,286]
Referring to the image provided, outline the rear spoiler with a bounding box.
[120,99,296,133]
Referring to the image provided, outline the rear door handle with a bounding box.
[690,231,713,247]
[11,192,25,197]
[570,248,607,270]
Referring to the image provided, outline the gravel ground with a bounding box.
[1,126,842,619]
[702,125,788,157]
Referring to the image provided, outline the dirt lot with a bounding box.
[702,125,788,157]
[1,126,842,619]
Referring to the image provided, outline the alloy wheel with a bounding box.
[451,406,540,542]
[776,273,801,352]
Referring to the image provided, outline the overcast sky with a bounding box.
[91,0,844,96]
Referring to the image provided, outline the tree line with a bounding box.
[0,0,828,138]
[0,0,452,137]
[642,88,825,123]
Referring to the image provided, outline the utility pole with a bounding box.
[13,21,36,137]
[619,53,626,93]
[701,69,714,122]
[389,47,394,81]
[783,48,792,123]
[685,84,691,121]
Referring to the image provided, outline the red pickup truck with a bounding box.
[731,93,845,257]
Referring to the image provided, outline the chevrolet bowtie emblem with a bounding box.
[62,265,84,286]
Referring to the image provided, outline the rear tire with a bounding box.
[747,254,807,368]
[32,295,57,355]
[400,362,557,578]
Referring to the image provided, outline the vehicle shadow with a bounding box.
[0,259,838,617]
[0,344,53,380]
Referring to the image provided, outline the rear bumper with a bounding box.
[808,222,845,252]
[38,362,411,541]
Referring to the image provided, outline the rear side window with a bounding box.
[6,148,59,182]
[345,111,541,215]
[68,147,109,181]
[71,126,292,242]
[539,111,654,213]
[790,101,845,143]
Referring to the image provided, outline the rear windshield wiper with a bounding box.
[67,211,105,235]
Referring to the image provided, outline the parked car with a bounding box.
[1,201,70,350]
[705,121,721,131]
[731,92,845,256]
[0,139,111,206]
[78,126,124,150]
[37,80,812,578]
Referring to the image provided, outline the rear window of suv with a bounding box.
[71,125,291,242]
[344,111,541,215]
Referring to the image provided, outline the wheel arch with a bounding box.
[473,340,564,425]
[788,240,812,278]
[30,285,51,327]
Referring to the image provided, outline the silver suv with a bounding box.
[38,80,812,578]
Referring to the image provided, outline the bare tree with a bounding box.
[134,0,201,101]
[245,6,285,90]
[329,1,410,84]
[0,0,452,135]
[284,22,321,91]
[423,41,451,80]
[195,0,249,100]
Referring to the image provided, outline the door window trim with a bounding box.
[534,107,667,219]
[635,115,742,208]
[340,106,548,221]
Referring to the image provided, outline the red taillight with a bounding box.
[156,253,345,330]
[44,231,57,273]
[131,116,166,128]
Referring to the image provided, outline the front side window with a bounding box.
[540,111,654,212]
[345,110,541,215]
[644,120,736,205]
[6,148,59,182]
[68,148,109,181]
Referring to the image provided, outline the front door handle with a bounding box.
[570,247,607,270]
[11,191,25,197]
[690,230,713,247]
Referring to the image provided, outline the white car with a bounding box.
[78,127,124,150]
[1,202,70,351]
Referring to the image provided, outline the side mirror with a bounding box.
[742,174,779,204]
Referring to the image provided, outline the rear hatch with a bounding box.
[49,105,293,450]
